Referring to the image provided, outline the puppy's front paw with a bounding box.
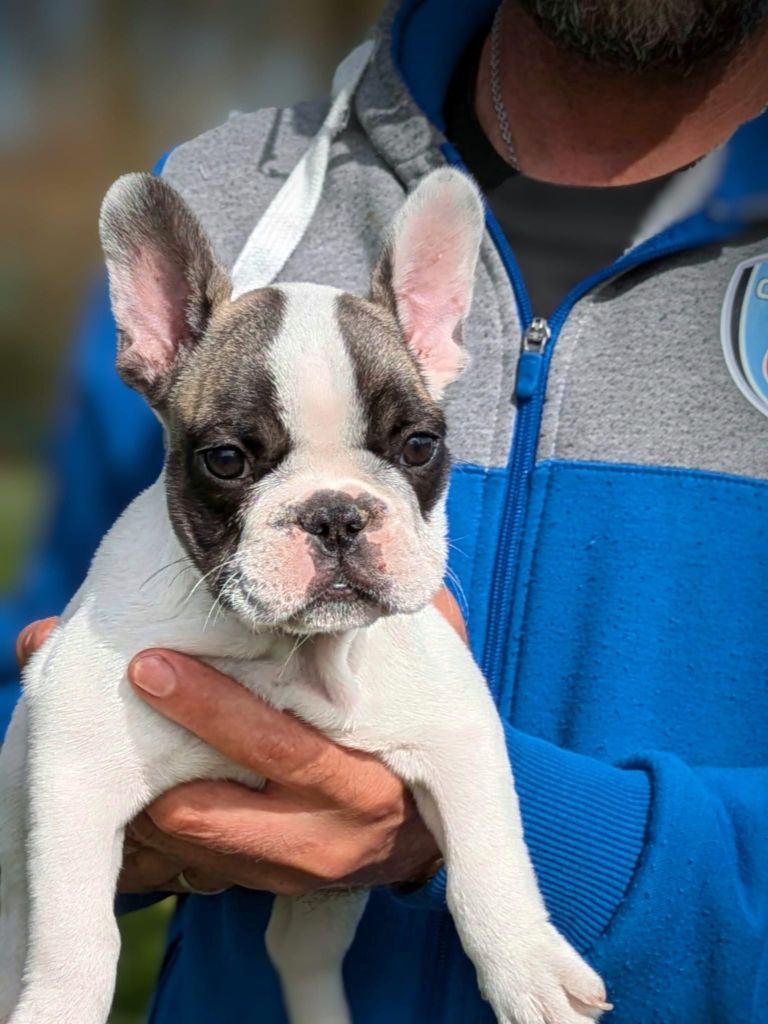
[479,923,610,1024]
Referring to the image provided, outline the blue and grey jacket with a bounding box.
[2,2,767,1021]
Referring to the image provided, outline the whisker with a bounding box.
[446,538,469,559]
[169,563,197,588]
[140,557,192,591]
[443,565,470,621]
[183,555,237,607]
[277,632,311,681]
[202,589,226,632]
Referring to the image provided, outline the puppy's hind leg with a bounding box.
[0,700,30,1023]
[265,890,368,1024]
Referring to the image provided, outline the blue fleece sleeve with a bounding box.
[394,725,767,1020]
[0,277,163,738]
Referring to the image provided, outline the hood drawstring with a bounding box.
[230,40,375,300]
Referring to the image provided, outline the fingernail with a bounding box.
[131,654,177,697]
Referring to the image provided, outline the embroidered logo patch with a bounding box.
[721,256,768,417]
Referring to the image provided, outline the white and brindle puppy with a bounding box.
[0,168,608,1024]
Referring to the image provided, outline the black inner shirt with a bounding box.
[444,33,678,318]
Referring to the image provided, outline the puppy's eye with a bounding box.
[400,433,439,468]
[202,445,247,480]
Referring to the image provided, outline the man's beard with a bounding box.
[515,0,768,74]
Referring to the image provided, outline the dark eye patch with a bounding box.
[362,386,449,514]
[161,287,290,592]
[335,293,451,517]
[189,421,290,481]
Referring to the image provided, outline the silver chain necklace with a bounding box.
[490,2,519,170]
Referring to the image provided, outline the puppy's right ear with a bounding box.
[99,173,229,403]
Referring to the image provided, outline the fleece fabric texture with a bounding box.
[2,1,768,1022]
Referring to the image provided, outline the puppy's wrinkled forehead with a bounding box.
[170,287,282,426]
[171,282,434,453]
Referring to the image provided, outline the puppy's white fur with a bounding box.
[0,169,607,1024]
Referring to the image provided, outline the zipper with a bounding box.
[444,138,741,711]
[515,317,552,399]
[479,211,742,711]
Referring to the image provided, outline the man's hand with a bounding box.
[15,587,466,896]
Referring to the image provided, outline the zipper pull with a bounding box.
[514,317,551,401]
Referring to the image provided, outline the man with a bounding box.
[5,1,768,1021]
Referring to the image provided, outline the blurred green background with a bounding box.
[0,0,380,1019]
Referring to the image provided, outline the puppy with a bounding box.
[0,168,607,1024]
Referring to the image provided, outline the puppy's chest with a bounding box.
[211,651,356,738]
[133,649,379,806]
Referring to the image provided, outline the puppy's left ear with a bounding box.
[371,168,484,398]
[99,172,230,403]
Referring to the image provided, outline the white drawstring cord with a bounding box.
[230,40,375,300]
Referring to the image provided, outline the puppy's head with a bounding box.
[100,168,484,633]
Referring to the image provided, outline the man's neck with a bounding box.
[475,3,768,186]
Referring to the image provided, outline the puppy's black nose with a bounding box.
[297,497,370,554]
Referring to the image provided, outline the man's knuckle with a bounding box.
[300,747,341,790]
[272,874,311,897]
[126,814,160,846]
[153,801,204,837]
[270,835,315,875]
[317,849,358,882]
[358,778,402,822]
[281,880,307,897]
[256,731,305,773]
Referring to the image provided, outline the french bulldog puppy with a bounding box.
[0,168,607,1024]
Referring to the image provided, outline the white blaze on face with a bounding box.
[268,283,364,456]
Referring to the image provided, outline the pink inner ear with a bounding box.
[110,247,191,373]
[392,200,477,393]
